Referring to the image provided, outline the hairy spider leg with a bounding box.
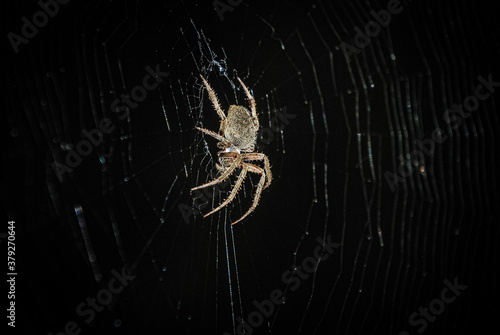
[195,127,226,142]
[204,167,247,218]
[191,155,242,191]
[200,74,226,121]
[242,153,272,189]
[237,77,259,128]
[230,163,267,225]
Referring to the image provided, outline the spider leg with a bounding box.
[200,75,226,121]
[241,153,272,189]
[242,163,263,174]
[195,127,226,143]
[237,77,259,129]
[203,167,247,218]
[191,155,242,191]
[231,163,266,225]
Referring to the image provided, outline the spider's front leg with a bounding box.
[195,127,230,147]
[237,77,259,129]
[200,74,226,121]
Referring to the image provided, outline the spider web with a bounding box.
[5,0,500,334]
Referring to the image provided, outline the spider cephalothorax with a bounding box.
[192,75,272,225]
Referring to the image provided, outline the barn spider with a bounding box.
[192,75,272,225]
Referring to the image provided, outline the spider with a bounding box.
[192,74,272,225]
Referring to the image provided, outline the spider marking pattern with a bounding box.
[192,75,272,225]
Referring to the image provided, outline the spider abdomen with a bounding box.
[224,105,258,150]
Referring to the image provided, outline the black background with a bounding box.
[3,0,500,334]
